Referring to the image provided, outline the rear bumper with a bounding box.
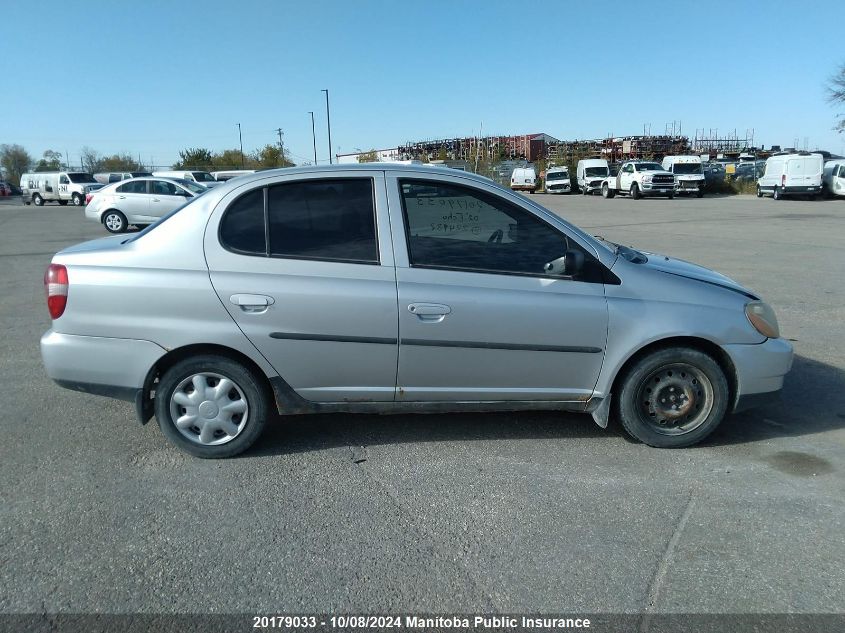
[41,330,166,399]
[724,337,794,412]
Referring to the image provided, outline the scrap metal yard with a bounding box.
[0,193,842,615]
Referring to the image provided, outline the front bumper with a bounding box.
[546,183,571,193]
[724,337,794,412]
[641,182,676,195]
[41,330,166,401]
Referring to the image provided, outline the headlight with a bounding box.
[745,301,780,338]
[643,175,653,182]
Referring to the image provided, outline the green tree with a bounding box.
[437,146,448,161]
[34,149,63,172]
[253,144,294,169]
[0,144,33,184]
[213,148,255,170]
[827,63,845,133]
[173,147,214,169]
[100,154,144,171]
[357,149,378,163]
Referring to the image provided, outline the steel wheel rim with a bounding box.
[169,372,249,446]
[105,214,123,231]
[636,363,714,435]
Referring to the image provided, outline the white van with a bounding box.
[576,159,610,195]
[93,171,153,184]
[152,170,220,187]
[757,153,824,200]
[661,156,705,197]
[510,167,537,193]
[20,172,103,206]
[823,160,845,198]
[211,169,256,182]
[544,166,571,193]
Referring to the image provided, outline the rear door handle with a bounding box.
[408,303,451,322]
[229,294,275,313]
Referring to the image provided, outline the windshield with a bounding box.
[175,178,207,194]
[125,195,202,243]
[546,170,569,181]
[585,167,609,177]
[68,172,97,183]
[637,163,664,171]
[191,171,216,182]
[673,163,703,175]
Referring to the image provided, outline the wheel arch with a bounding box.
[138,342,280,425]
[606,336,739,416]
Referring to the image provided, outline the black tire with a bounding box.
[32,194,44,206]
[155,355,270,458]
[696,190,704,198]
[631,183,641,200]
[773,186,782,200]
[615,347,729,448]
[582,185,588,196]
[58,200,68,206]
[668,193,675,200]
[102,210,128,233]
[756,186,763,198]
[72,193,83,206]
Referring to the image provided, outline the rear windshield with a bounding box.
[68,173,97,183]
[191,171,216,182]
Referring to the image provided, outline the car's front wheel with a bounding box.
[32,194,44,206]
[155,355,269,458]
[631,183,641,199]
[615,347,729,448]
[102,210,128,233]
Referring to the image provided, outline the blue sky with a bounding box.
[2,0,843,167]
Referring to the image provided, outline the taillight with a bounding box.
[85,193,93,205]
[44,264,69,319]
[781,174,786,186]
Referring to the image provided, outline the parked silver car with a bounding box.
[85,177,208,233]
[42,165,793,457]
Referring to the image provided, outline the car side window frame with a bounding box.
[217,177,381,265]
[396,177,603,283]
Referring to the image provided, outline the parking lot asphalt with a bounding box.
[0,193,843,615]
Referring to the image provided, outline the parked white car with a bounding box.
[544,166,571,193]
[601,161,677,199]
[822,159,845,198]
[756,153,823,199]
[662,156,705,197]
[510,167,537,193]
[85,177,207,233]
[211,170,257,181]
[21,172,103,206]
[93,171,153,184]
[153,170,221,187]
[576,159,610,195]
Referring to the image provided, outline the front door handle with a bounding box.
[408,303,451,322]
[229,293,275,313]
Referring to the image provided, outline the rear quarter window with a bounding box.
[219,188,267,255]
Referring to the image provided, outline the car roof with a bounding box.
[225,163,496,187]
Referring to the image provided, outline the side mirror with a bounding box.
[544,249,585,277]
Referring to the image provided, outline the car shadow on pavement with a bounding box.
[247,356,843,457]
[702,354,845,447]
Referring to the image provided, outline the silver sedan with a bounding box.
[42,165,792,457]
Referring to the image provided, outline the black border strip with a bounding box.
[269,332,601,353]
[270,332,398,345]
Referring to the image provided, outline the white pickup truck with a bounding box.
[601,161,677,199]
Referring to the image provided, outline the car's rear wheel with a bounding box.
[615,347,729,448]
[58,200,68,206]
[756,185,763,198]
[631,183,641,199]
[773,186,782,200]
[32,194,44,206]
[72,193,83,206]
[696,190,704,198]
[103,210,127,233]
[602,183,614,198]
[155,355,269,458]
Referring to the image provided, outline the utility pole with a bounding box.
[321,89,333,164]
[276,128,285,165]
[308,111,317,165]
[237,123,245,168]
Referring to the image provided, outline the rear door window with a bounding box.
[267,178,378,263]
[116,180,148,194]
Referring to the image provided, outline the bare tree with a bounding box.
[80,146,103,173]
[827,63,845,133]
